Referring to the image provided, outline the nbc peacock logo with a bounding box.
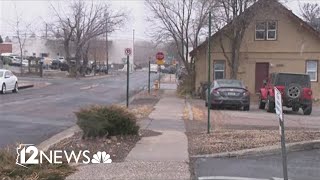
[91,151,112,164]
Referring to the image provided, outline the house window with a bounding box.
[255,21,277,40]
[255,22,266,40]
[267,21,277,40]
[214,60,225,79]
[306,60,318,82]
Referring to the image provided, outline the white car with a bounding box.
[0,69,18,94]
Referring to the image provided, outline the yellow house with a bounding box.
[190,0,320,100]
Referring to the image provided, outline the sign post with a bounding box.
[125,48,132,108]
[156,52,165,89]
[274,87,288,180]
[148,60,151,94]
[207,12,212,134]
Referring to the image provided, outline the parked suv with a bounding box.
[259,73,312,115]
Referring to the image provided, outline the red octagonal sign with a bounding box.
[156,52,164,60]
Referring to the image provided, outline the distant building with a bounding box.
[0,43,12,55]
[8,36,137,66]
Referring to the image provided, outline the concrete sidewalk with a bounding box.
[67,84,190,180]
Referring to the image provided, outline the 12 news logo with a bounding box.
[16,144,112,168]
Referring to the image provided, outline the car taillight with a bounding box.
[211,89,220,96]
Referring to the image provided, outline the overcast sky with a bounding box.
[0,0,319,41]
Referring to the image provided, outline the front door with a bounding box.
[255,63,269,93]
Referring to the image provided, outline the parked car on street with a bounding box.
[50,60,61,70]
[258,73,312,115]
[0,69,18,94]
[205,79,250,111]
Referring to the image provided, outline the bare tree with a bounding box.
[145,0,215,74]
[12,6,32,74]
[215,0,258,79]
[300,3,320,32]
[52,0,127,76]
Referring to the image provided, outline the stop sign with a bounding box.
[156,52,164,60]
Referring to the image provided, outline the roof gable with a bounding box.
[190,0,320,56]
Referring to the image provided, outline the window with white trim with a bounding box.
[267,21,277,40]
[255,22,266,40]
[306,60,318,82]
[255,21,277,40]
[214,60,225,80]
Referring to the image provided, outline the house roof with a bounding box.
[189,0,320,56]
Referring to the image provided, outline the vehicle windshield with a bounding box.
[275,74,311,87]
[0,71,3,77]
[215,80,245,88]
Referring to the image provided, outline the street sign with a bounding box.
[125,48,132,56]
[274,87,283,121]
[156,52,164,60]
[156,59,165,65]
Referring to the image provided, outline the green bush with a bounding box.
[75,105,139,138]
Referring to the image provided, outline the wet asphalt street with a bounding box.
[0,71,157,148]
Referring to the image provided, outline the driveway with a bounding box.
[191,99,320,130]
[214,104,320,130]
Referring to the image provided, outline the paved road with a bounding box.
[194,149,320,180]
[0,71,157,148]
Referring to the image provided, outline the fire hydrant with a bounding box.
[154,80,159,90]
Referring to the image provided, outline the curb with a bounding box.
[36,87,147,151]
[37,125,81,151]
[190,139,320,159]
[19,84,34,89]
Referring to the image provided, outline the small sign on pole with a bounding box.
[125,48,132,56]
[274,87,288,180]
[275,87,283,121]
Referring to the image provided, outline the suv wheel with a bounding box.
[258,95,265,109]
[303,105,312,115]
[286,84,301,99]
[266,95,275,113]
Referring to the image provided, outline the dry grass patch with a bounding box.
[0,148,75,180]
[130,105,155,119]
[192,106,206,121]
[186,129,320,156]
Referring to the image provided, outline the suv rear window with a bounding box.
[275,74,311,87]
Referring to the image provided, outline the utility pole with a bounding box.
[148,59,151,94]
[207,11,212,134]
[132,29,135,72]
[105,15,109,74]
[126,54,130,108]
[45,23,48,39]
